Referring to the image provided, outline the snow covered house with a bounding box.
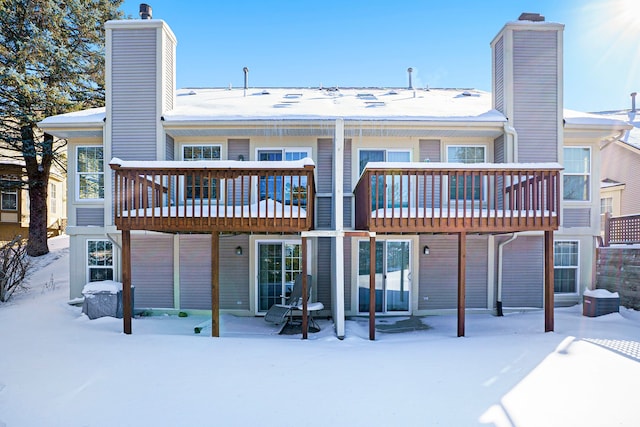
[39,12,629,339]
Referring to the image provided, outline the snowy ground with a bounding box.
[1,235,640,426]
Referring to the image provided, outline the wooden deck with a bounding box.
[354,163,561,233]
[110,160,315,233]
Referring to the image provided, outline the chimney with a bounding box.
[631,92,637,113]
[518,12,545,22]
[139,3,152,19]
[407,67,413,89]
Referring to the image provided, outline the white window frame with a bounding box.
[0,176,20,211]
[563,146,591,202]
[600,197,613,215]
[254,238,311,314]
[356,238,412,315]
[180,144,223,203]
[76,146,104,201]
[255,147,312,205]
[86,239,114,283]
[554,240,580,294]
[446,145,487,204]
[50,182,57,214]
[357,148,413,209]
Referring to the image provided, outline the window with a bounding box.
[554,241,579,293]
[258,148,310,206]
[600,197,613,215]
[563,147,590,201]
[77,146,104,200]
[50,183,57,214]
[447,146,485,200]
[183,145,221,200]
[0,176,20,211]
[87,240,114,282]
[359,149,412,208]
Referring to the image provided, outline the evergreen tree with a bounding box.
[0,0,123,256]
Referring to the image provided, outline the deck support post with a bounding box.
[211,231,220,337]
[369,235,376,341]
[122,229,132,335]
[544,230,554,332]
[302,236,308,340]
[457,231,466,337]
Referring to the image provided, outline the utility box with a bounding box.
[583,289,619,317]
[81,281,134,320]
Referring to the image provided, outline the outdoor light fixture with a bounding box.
[423,245,430,255]
[235,246,243,256]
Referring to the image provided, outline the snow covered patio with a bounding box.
[2,236,640,426]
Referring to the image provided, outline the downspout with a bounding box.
[497,233,518,316]
[503,123,518,162]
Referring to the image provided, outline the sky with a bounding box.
[117,0,640,114]
[1,235,640,426]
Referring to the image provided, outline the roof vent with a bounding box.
[518,12,545,22]
[139,3,152,19]
[357,93,377,100]
[408,67,414,89]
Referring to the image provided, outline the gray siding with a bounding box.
[418,139,441,208]
[317,237,332,310]
[563,208,591,228]
[316,198,332,229]
[317,138,333,229]
[317,138,333,193]
[132,234,174,308]
[179,234,211,310]
[344,139,352,228]
[165,135,174,161]
[76,208,104,227]
[494,134,505,163]
[179,234,250,310]
[500,235,543,307]
[163,31,174,111]
[219,234,250,310]
[111,29,157,161]
[602,143,640,215]
[227,139,250,204]
[513,31,558,163]
[494,36,504,113]
[418,235,488,310]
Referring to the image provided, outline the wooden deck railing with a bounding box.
[603,213,640,246]
[110,159,315,233]
[354,163,561,233]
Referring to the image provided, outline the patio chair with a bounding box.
[264,274,312,331]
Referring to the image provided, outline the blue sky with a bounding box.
[120,0,639,113]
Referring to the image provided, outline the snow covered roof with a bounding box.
[38,87,631,137]
[162,87,504,123]
[588,109,640,149]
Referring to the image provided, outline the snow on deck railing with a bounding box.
[354,163,561,233]
[110,159,315,233]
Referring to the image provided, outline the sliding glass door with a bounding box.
[358,240,411,313]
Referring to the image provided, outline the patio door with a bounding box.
[257,148,310,206]
[358,240,411,313]
[257,241,303,313]
[359,150,412,208]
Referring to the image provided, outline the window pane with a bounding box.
[1,193,17,210]
[554,268,576,293]
[564,148,590,174]
[77,147,103,173]
[79,174,105,199]
[563,175,589,201]
[359,150,385,174]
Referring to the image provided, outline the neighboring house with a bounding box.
[39,12,629,339]
[597,93,640,225]
[0,153,67,242]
